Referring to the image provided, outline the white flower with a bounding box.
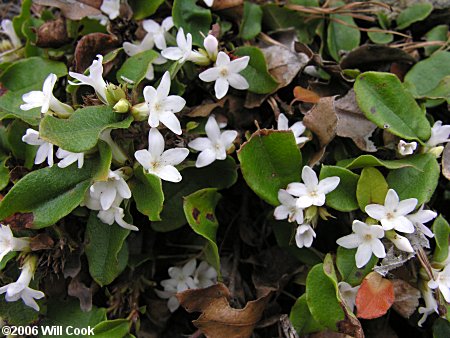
[97,196,138,231]
[365,189,417,233]
[388,232,414,253]
[193,261,217,288]
[407,205,437,238]
[56,149,84,169]
[89,169,132,210]
[203,0,214,7]
[418,285,439,327]
[397,140,417,155]
[154,288,179,312]
[0,257,44,311]
[22,129,54,167]
[203,34,218,61]
[199,51,249,99]
[286,166,340,209]
[188,115,237,168]
[143,71,185,134]
[426,120,450,148]
[143,17,174,50]
[277,113,308,145]
[0,224,30,263]
[1,19,21,48]
[163,259,197,293]
[428,264,450,302]
[336,220,386,268]
[274,189,304,224]
[69,55,108,103]
[338,282,360,312]
[134,128,189,182]
[295,224,316,248]
[100,0,120,20]
[20,73,73,116]
[161,27,197,63]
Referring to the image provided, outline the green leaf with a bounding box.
[240,2,263,40]
[336,247,378,286]
[183,188,221,274]
[153,156,237,232]
[0,295,39,326]
[306,262,345,330]
[355,71,431,142]
[172,0,212,46]
[404,51,450,99]
[290,294,325,335]
[0,143,111,228]
[421,76,450,102]
[130,167,164,221]
[356,167,388,211]
[337,154,420,170]
[433,317,450,338]
[238,129,302,206]
[40,106,133,153]
[116,50,158,87]
[0,251,17,270]
[93,319,130,338]
[424,25,448,56]
[129,0,165,20]
[367,30,393,44]
[40,299,106,338]
[432,215,450,263]
[0,157,9,191]
[327,7,361,61]
[85,212,130,286]
[12,0,32,39]
[387,153,439,205]
[319,165,359,212]
[234,46,279,94]
[5,119,36,169]
[396,3,433,30]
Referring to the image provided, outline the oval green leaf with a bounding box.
[336,247,378,286]
[239,2,263,40]
[356,167,388,211]
[396,3,433,30]
[172,0,212,46]
[116,50,158,87]
[320,165,359,212]
[432,215,450,263]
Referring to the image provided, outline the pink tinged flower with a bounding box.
[188,115,237,168]
[22,129,54,167]
[428,264,450,303]
[143,17,174,50]
[365,189,417,233]
[407,205,437,238]
[273,189,304,224]
[143,71,185,135]
[397,140,417,156]
[198,51,250,99]
[97,196,138,231]
[100,0,120,20]
[89,169,132,210]
[20,73,73,116]
[0,258,44,311]
[426,120,450,148]
[134,128,189,183]
[193,261,217,288]
[56,149,84,169]
[161,27,195,63]
[277,113,309,145]
[336,220,386,268]
[0,224,30,263]
[1,19,21,48]
[418,285,439,327]
[69,54,108,103]
[295,224,316,248]
[286,166,340,209]
[338,282,360,312]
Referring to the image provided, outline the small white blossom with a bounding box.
[1,19,21,48]
[274,189,304,224]
[56,149,84,169]
[143,71,185,134]
[407,205,437,238]
[418,285,439,327]
[193,261,217,288]
[277,113,308,145]
[426,121,450,148]
[428,264,450,303]
[20,73,73,116]
[397,140,417,155]
[0,224,30,263]
[0,257,44,311]
[69,55,108,103]
[365,189,417,233]
[388,232,414,253]
[338,282,360,312]
[295,224,316,248]
[203,34,218,61]
[286,166,340,209]
[100,0,120,20]
[188,115,237,168]
[135,128,189,182]
[199,51,249,99]
[203,0,214,7]
[336,220,386,268]
[22,129,54,167]
[143,17,174,50]
[161,27,203,63]
[97,196,138,231]
[88,169,132,210]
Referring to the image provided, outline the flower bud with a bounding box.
[428,146,444,158]
[385,230,414,253]
[304,205,319,226]
[131,103,149,121]
[203,35,218,61]
[113,98,131,113]
[105,83,126,106]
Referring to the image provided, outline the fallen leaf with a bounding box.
[185,98,228,117]
[337,302,364,338]
[177,283,271,338]
[442,142,450,180]
[293,86,321,104]
[3,212,34,230]
[74,33,120,72]
[36,18,70,48]
[356,272,395,319]
[391,279,420,318]
[335,89,377,152]
[302,96,337,148]
[30,233,54,251]
[212,0,243,10]
[33,0,101,21]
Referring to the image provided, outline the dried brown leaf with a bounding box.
[36,18,70,48]
[30,233,54,251]
[212,0,243,10]
[303,96,337,148]
[3,212,34,230]
[33,0,101,20]
[293,86,321,104]
[186,98,228,117]
[74,33,120,73]
[442,142,450,180]
[391,279,420,318]
[177,283,271,338]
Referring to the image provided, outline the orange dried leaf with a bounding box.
[293,86,320,104]
[356,272,394,319]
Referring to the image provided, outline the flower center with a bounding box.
[153,101,163,112]
[309,189,318,198]
[364,234,373,241]
[219,67,229,77]
[386,212,395,220]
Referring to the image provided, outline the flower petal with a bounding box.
[164,95,186,113]
[161,148,189,166]
[157,71,171,100]
[396,198,418,216]
[286,183,307,197]
[229,56,250,73]
[301,166,318,189]
[393,216,415,233]
[148,127,165,157]
[336,234,361,249]
[134,149,152,170]
[188,137,212,151]
[214,77,229,99]
[205,115,221,142]
[370,238,386,258]
[365,204,386,220]
[158,165,183,182]
[199,67,220,82]
[277,113,289,131]
[196,149,216,168]
[355,242,372,268]
[160,111,182,135]
[215,51,230,67]
[384,189,399,208]
[227,73,249,90]
[161,47,184,61]
[317,176,340,194]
